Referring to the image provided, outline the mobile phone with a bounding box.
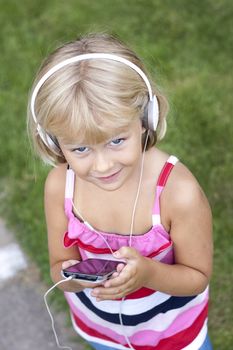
[61,258,124,283]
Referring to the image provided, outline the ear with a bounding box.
[139,115,148,134]
[141,126,147,134]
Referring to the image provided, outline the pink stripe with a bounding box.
[65,292,208,347]
[64,198,73,218]
[152,186,163,215]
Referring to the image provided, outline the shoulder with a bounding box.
[44,163,68,202]
[164,159,212,222]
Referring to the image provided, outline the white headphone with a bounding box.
[30,53,159,152]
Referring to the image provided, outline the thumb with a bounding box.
[62,260,80,269]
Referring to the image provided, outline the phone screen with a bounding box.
[63,259,121,276]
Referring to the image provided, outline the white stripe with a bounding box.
[152,214,161,225]
[82,251,119,261]
[167,155,179,165]
[65,169,75,199]
[153,244,173,261]
[182,319,208,349]
[0,243,27,281]
[76,288,170,314]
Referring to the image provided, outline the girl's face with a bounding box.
[59,119,145,191]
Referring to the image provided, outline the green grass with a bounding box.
[0,0,232,348]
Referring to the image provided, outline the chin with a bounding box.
[94,181,124,192]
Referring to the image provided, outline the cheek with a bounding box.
[128,138,142,162]
[62,152,90,176]
[73,159,90,175]
[121,146,141,166]
[70,162,92,180]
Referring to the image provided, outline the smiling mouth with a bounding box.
[97,169,122,181]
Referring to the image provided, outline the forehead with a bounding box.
[58,122,133,146]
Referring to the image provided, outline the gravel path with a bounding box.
[0,218,86,350]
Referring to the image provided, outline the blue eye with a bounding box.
[73,146,89,154]
[110,138,125,146]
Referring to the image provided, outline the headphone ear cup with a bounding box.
[37,125,61,153]
[147,95,159,131]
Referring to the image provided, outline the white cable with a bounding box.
[117,131,149,350]
[129,130,149,247]
[119,298,135,350]
[44,276,74,350]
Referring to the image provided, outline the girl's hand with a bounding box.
[91,247,149,301]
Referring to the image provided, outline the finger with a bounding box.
[105,263,126,283]
[93,285,132,300]
[62,260,80,269]
[117,263,126,273]
[91,287,117,300]
[110,271,120,279]
[96,276,135,299]
[104,265,132,288]
[91,284,117,296]
[104,273,126,288]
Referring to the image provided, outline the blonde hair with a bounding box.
[27,33,168,165]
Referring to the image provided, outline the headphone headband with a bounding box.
[31,53,155,123]
[30,53,159,151]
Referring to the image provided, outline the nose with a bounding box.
[92,150,114,174]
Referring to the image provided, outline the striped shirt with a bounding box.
[63,155,209,350]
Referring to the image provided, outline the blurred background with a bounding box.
[0,0,232,349]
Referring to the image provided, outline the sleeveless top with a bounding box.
[63,155,209,350]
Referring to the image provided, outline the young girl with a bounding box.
[28,33,213,350]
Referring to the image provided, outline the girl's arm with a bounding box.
[143,177,212,296]
[44,164,99,292]
[91,164,213,300]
